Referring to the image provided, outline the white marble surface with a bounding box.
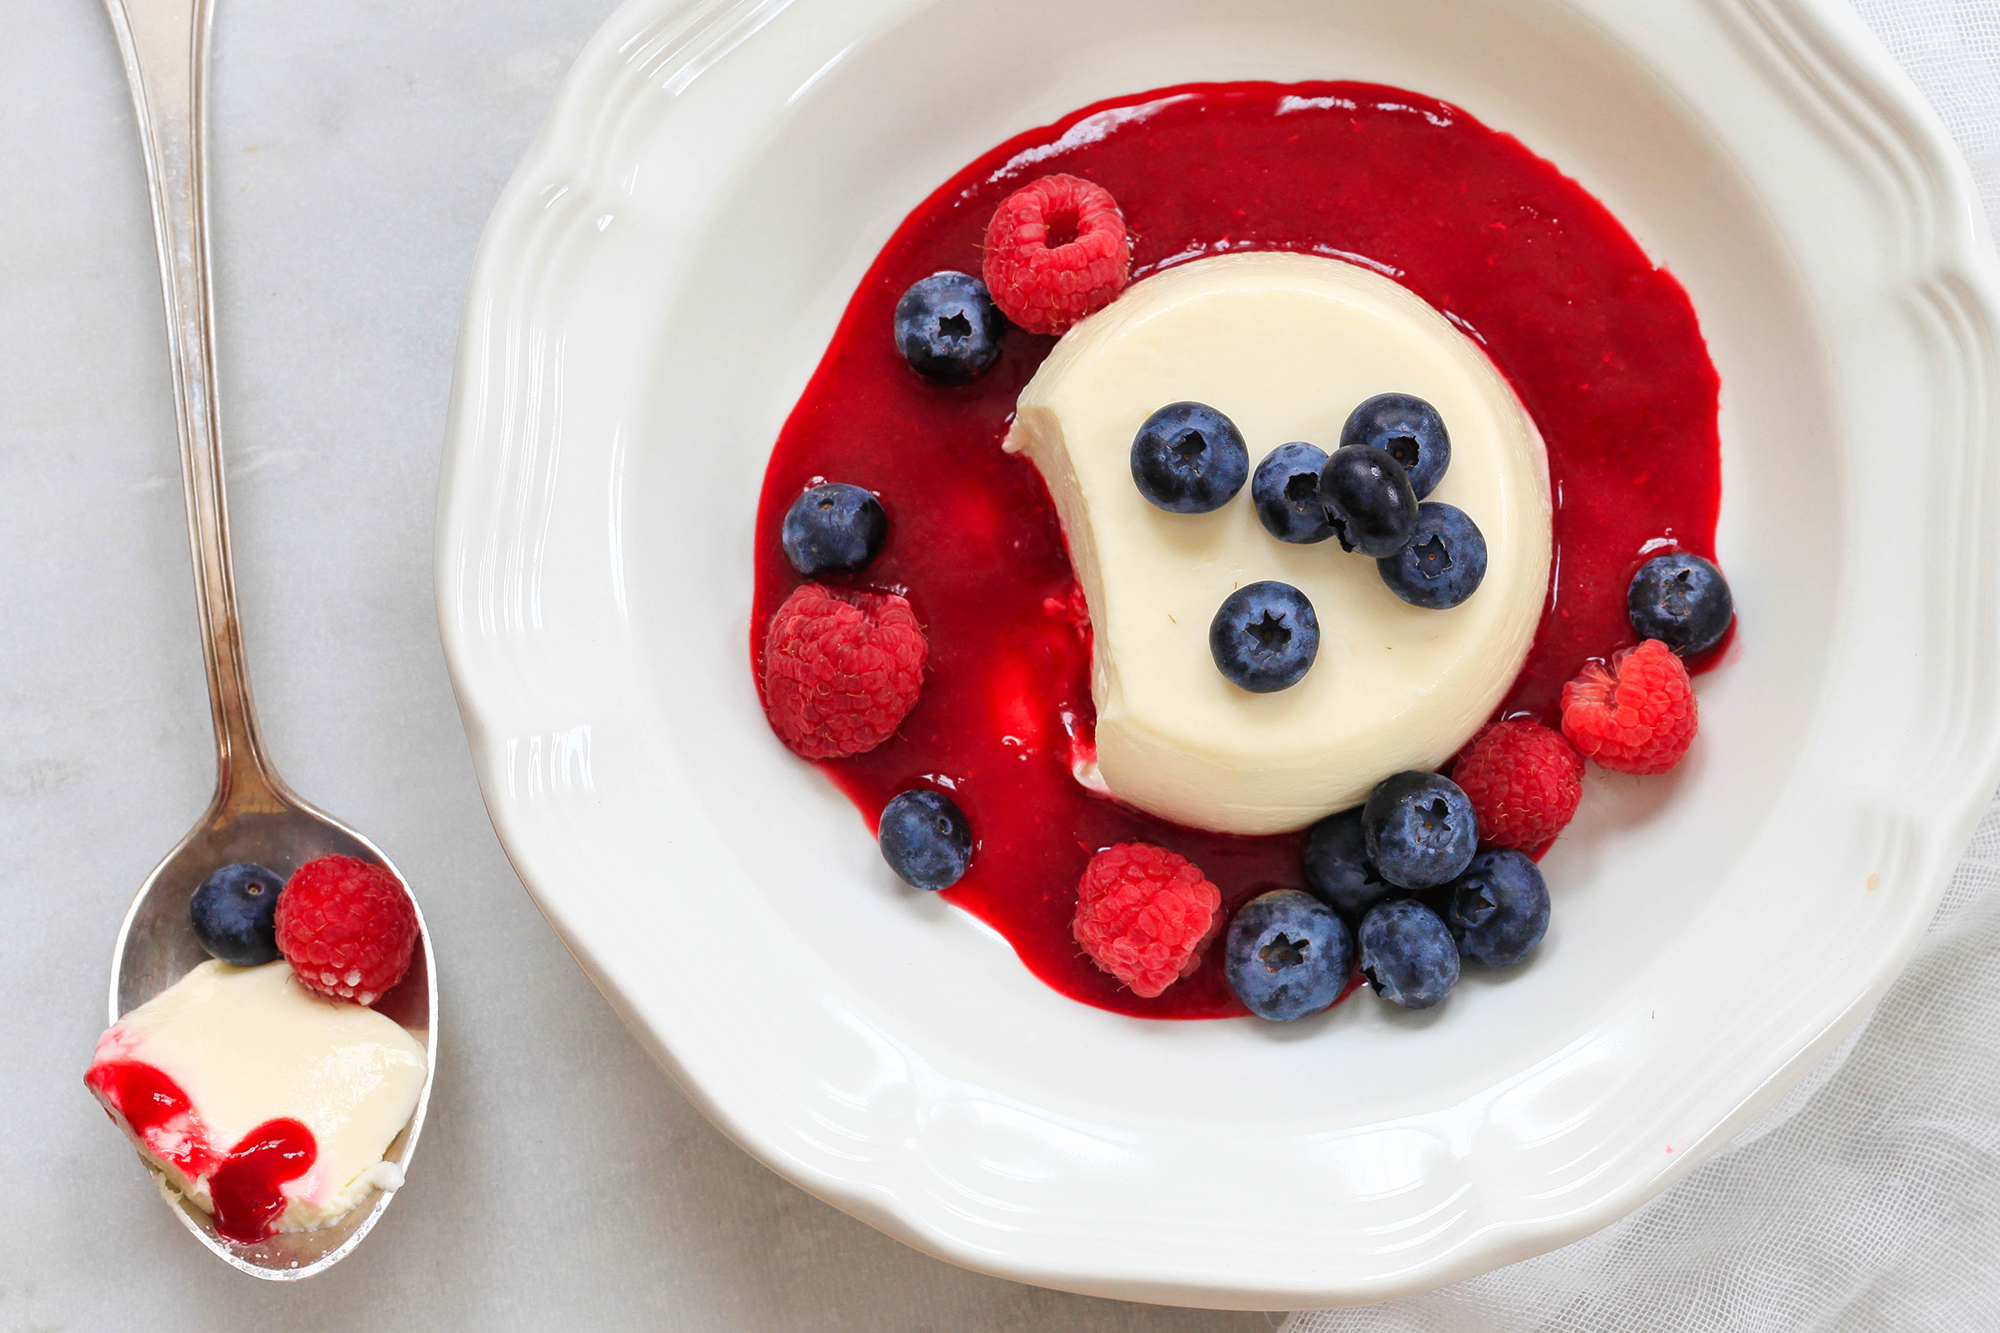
[0,2,1273,1328]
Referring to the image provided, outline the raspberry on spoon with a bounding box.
[275,855,419,1006]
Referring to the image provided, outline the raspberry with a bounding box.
[274,855,418,1006]
[982,174,1130,335]
[1452,718,1584,849]
[1560,639,1699,775]
[762,583,927,759]
[1072,843,1222,998]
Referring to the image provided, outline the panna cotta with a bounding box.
[86,959,426,1242]
[1007,252,1552,835]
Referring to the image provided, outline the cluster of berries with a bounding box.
[1130,393,1486,693]
[1063,552,1731,1017]
[762,174,1140,762]
[893,173,1133,389]
[1067,770,1539,1017]
[764,174,1136,763]
[763,480,926,761]
[764,479,953,885]
[188,854,418,1007]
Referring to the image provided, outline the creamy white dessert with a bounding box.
[1007,252,1552,834]
[86,960,426,1237]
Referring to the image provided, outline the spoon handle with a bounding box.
[105,0,284,813]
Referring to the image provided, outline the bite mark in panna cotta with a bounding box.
[85,960,425,1241]
[1007,252,1552,835]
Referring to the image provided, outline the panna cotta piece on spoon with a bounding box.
[1007,252,1552,835]
[86,960,425,1241]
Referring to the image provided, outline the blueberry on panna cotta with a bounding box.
[1302,808,1394,919]
[877,789,973,891]
[1444,847,1550,968]
[1341,392,1451,499]
[1357,898,1460,1010]
[1320,444,1418,557]
[1210,581,1319,693]
[781,482,887,577]
[1628,552,1734,656]
[189,862,285,967]
[1378,501,1487,610]
[1130,401,1249,514]
[1362,770,1478,889]
[893,271,1005,385]
[1225,890,1355,1022]
[1251,442,1335,544]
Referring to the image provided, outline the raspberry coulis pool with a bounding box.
[750,82,1723,1019]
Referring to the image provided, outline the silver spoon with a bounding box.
[100,0,436,1280]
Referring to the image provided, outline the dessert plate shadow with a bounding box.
[437,0,2000,1308]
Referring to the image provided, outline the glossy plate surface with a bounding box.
[437,0,2000,1306]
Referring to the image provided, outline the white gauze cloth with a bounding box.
[1286,2,2000,1328]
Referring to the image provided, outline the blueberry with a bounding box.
[1443,847,1550,968]
[877,789,973,891]
[1225,889,1355,1021]
[1130,402,1249,514]
[893,272,1005,385]
[1341,393,1451,498]
[1251,442,1335,544]
[1628,552,1734,656]
[781,483,887,577]
[1362,771,1478,889]
[189,863,285,966]
[1209,581,1319,693]
[1320,445,1418,557]
[1377,501,1487,610]
[1302,809,1395,919]
[1357,898,1460,1009]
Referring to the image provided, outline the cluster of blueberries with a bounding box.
[1231,769,1544,1020]
[1130,394,1488,695]
[869,765,1544,1022]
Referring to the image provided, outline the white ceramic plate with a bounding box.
[438,0,2000,1308]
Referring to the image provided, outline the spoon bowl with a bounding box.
[109,789,437,1280]
[98,0,436,1279]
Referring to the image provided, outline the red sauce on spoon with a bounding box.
[87,1058,318,1242]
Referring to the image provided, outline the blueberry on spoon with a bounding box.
[189,863,284,967]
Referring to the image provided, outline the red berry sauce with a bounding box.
[750,82,1723,1019]
[209,1118,317,1243]
[86,1059,319,1242]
